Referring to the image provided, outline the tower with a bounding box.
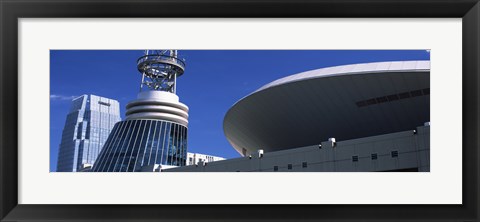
[57,95,120,172]
[92,50,189,172]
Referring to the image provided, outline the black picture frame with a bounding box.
[1,0,479,221]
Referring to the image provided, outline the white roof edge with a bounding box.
[257,60,430,92]
[227,60,430,111]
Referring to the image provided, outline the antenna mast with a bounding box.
[136,50,185,94]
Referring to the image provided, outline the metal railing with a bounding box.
[137,54,186,71]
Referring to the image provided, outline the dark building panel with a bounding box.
[92,119,187,172]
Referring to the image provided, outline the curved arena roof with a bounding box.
[223,61,430,156]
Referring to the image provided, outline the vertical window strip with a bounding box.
[111,120,138,172]
[167,123,177,165]
[145,121,158,167]
[172,124,180,166]
[181,125,186,165]
[118,120,145,172]
[161,122,170,165]
[153,121,167,164]
[126,120,147,171]
[98,121,128,172]
[132,120,153,171]
[97,110,102,165]
[180,125,186,166]
[177,124,181,165]
[120,120,145,172]
[176,124,181,166]
[163,123,171,165]
[175,124,179,165]
[154,121,164,165]
[104,120,131,172]
[177,125,182,166]
[165,123,172,165]
[184,128,188,165]
[92,123,119,171]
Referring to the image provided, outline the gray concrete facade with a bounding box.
[165,124,430,172]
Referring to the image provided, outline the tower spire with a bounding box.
[92,50,189,172]
[136,50,185,94]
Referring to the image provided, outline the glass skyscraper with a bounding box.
[56,95,120,172]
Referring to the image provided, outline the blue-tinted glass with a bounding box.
[102,121,129,172]
[130,120,152,171]
[170,124,177,165]
[143,121,158,166]
[120,120,144,171]
[157,122,166,165]
[96,121,126,171]
[172,124,179,165]
[161,122,171,165]
[119,120,144,172]
[91,119,188,171]
[182,126,188,166]
[76,142,84,169]
[175,124,180,165]
[177,125,182,165]
[110,120,138,172]
[76,123,82,139]
[85,120,90,139]
[150,121,163,165]
[176,125,183,165]
[97,123,115,171]
[178,126,183,166]
[134,120,153,170]
[178,126,185,166]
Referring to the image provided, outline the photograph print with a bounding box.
[50,50,430,172]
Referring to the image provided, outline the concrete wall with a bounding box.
[165,125,430,172]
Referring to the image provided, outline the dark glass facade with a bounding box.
[92,119,187,172]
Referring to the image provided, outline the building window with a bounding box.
[371,153,378,160]
[287,164,292,170]
[98,101,111,106]
[273,166,278,172]
[302,162,307,168]
[391,151,399,158]
[352,156,359,162]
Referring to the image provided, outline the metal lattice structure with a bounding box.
[137,50,186,93]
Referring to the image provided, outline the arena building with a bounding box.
[166,60,430,172]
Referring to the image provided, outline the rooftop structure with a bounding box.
[186,152,226,166]
[223,61,430,156]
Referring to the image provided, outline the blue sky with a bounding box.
[50,50,430,171]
